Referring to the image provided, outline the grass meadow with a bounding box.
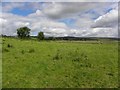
[2,37,118,88]
[0,59,1,89]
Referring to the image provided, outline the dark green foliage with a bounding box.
[28,49,35,53]
[21,49,35,54]
[21,50,25,54]
[53,53,59,60]
[3,39,5,41]
[2,48,9,52]
[17,26,31,39]
[7,44,13,48]
[107,73,114,76]
[53,52,61,60]
[37,32,44,41]
[53,50,62,60]
[72,57,80,62]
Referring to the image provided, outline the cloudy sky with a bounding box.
[0,1,119,37]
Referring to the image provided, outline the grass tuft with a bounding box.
[7,44,13,48]
[2,48,9,52]
[21,50,25,54]
[28,48,35,53]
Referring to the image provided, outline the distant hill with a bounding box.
[45,36,120,41]
[1,35,119,41]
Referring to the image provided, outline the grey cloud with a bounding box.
[2,0,119,2]
[43,2,114,19]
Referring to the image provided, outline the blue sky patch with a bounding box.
[11,7,34,16]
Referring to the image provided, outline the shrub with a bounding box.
[72,57,80,62]
[107,73,114,76]
[21,50,25,54]
[37,32,44,41]
[53,53,60,60]
[3,39,5,41]
[53,50,62,60]
[28,49,35,53]
[3,48,9,52]
[7,44,13,48]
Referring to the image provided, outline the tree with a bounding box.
[37,32,44,40]
[17,27,31,39]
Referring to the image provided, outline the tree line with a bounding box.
[17,26,44,41]
[2,26,118,41]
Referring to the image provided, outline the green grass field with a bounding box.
[2,37,118,88]
[0,58,1,89]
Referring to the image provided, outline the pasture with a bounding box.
[2,37,118,88]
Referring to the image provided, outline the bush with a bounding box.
[3,39,5,41]
[72,57,80,62]
[7,44,13,48]
[3,48,9,52]
[37,32,44,41]
[53,50,62,60]
[21,50,25,54]
[28,49,35,53]
[53,54,59,60]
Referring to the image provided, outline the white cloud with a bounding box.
[14,22,30,27]
[89,7,118,38]
[1,11,69,36]
[1,2,118,38]
[90,28,118,37]
[92,8,118,28]
[0,18,7,25]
